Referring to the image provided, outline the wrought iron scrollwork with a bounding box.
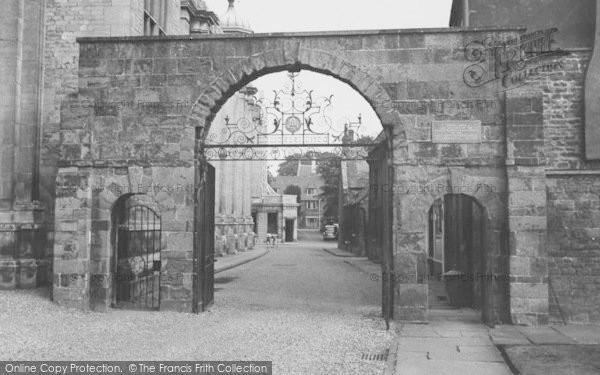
[203,72,379,160]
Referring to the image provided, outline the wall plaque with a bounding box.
[431,120,482,144]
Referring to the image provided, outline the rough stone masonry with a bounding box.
[51,27,573,325]
[1,0,600,326]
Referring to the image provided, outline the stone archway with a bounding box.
[188,48,405,142]
[395,167,508,323]
[53,28,526,320]
[189,49,400,320]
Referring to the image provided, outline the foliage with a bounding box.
[315,136,375,219]
[283,185,302,204]
[277,154,301,176]
[316,152,341,219]
[276,136,376,220]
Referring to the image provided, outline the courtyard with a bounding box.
[0,239,393,375]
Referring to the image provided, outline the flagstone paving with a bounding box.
[390,310,513,375]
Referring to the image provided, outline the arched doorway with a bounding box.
[428,194,494,325]
[193,68,394,324]
[111,195,162,310]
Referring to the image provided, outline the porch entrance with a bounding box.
[285,219,295,242]
[427,194,494,326]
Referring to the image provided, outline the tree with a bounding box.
[277,154,301,176]
[316,152,341,219]
[315,136,375,220]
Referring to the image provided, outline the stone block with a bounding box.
[509,216,546,231]
[176,57,212,75]
[510,256,530,277]
[510,113,543,126]
[509,231,545,257]
[398,34,425,49]
[506,97,532,113]
[511,282,548,299]
[511,312,548,326]
[0,230,16,258]
[160,300,192,313]
[53,259,89,275]
[0,260,17,289]
[16,259,38,289]
[395,306,427,322]
[508,125,543,140]
[397,283,427,307]
[509,191,546,207]
[52,288,90,310]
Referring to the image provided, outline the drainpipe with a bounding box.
[463,0,470,27]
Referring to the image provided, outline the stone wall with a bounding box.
[547,174,600,323]
[501,50,600,324]
[39,1,149,292]
[505,91,548,325]
[540,52,600,323]
[57,28,579,322]
[451,0,595,49]
[53,165,195,311]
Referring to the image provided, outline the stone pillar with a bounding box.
[0,0,44,207]
[257,211,267,242]
[394,167,429,322]
[225,161,233,215]
[277,211,283,240]
[232,161,239,217]
[293,217,298,241]
[0,0,21,209]
[585,0,600,159]
[506,91,549,325]
[0,1,47,291]
[52,167,93,310]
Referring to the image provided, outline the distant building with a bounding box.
[271,161,326,229]
[251,190,299,243]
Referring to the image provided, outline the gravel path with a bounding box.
[0,239,393,375]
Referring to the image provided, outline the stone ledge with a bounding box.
[76,26,525,44]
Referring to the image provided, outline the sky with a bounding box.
[204,0,454,33]
[205,0,455,173]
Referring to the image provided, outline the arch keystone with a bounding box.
[282,41,301,64]
[249,53,267,72]
[263,49,286,69]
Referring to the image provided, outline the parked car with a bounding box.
[322,224,338,241]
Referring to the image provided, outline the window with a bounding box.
[306,201,318,210]
[306,188,317,195]
[143,0,167,36]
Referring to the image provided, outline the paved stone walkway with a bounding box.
[389,310,512,375]
[490,323,600,375]
[489,323,600,345]
[214,245,269,274]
